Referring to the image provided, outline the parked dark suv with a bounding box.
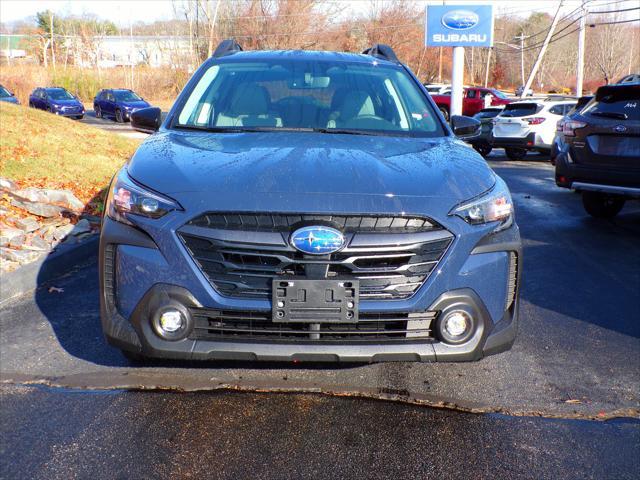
[94,89,151,123]
[100,41,521,363]
[468,106,504,157]
[555,84,639,217]
[550,95,593,165]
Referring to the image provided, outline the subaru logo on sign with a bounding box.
[441,10,479,30]
[290,226,345,255]
[614,124,627,133]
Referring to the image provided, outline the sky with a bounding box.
[0,0,636,26]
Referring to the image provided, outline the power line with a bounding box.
[519,5,584,40]
[494,16,639,54]
[589,6,640,13]
[590,16,640,24]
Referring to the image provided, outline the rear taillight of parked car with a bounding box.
[562,120,587,137]
[526,117,546,125]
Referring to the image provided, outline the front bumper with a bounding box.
[55,109,84,117]
[99,213,522,363]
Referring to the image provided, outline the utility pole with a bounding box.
[576,2,587,96]
[522,0,563,97]
[514,33,528,85]
[130,21,134,89]
[50,11,56,71]
[484,47,492,87]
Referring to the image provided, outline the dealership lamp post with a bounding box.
[451,46,465,116]
[576,4,587,97]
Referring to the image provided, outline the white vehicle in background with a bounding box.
[424,83,451,95]
[515,85,534,97]
[490,98,577,160]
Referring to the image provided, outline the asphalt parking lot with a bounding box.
[80,109,150,139]
[1,151,639,478]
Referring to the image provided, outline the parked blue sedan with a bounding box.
[0,84,19,104]
[93,89,150,123]
[28,87,84,119]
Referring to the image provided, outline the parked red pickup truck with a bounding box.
[430,87,512,120]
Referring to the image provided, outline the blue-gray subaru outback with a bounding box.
[100,41,521,363]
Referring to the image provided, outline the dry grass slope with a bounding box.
[0,102,140,202]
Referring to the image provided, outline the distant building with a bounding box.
[0,33,191,67]
[85,35,191,68]
[0,35,28,59]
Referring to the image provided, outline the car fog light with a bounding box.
[444,311,469,337]
[437,308,475,344]
[159,310,184,333]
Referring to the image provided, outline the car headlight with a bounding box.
[106,169,181,225]
[450,177,514,232]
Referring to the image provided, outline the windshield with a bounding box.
[114,90,142,102]
[0,86,12,98]
[174,59,445,137]
[582,87,639,121]
[492,90,509,99]
[474,109,502,119]
[499,103,541,118]
[47,89,74,100]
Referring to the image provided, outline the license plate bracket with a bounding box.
[272,279,359,323]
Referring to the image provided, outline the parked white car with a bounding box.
[490,98,577,160]
[424,83,451,95]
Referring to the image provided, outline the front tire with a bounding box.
[95,105,102,118]
[505,147,527,161]
[582,191,625,218]
[473,144,492,158]
[115,109,123,123]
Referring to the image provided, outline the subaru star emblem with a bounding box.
[290,226,345,255]
[441,10,479,30]
[614,124,627,133]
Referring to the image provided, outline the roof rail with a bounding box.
[362,44,399,63]
[212,39,243,58]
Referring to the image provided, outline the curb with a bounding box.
[0,235,99,305]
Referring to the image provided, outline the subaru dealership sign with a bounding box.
[425,5,494,47]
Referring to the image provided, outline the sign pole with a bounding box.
[451,46,465,116]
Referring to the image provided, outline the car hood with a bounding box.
[128,131,495,201]
[0,96,18,104]
[51,99,83,107]
[122,101,149,109]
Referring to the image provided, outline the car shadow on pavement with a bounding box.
[33,257,365,370]
[489,159,640,339]
[517,202,640,339]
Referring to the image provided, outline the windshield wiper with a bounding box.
[590,111,628,120]
[174,125,315,133]
[313,128,385,136]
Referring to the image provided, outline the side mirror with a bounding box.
[450,115,481,139]
[131,107,162,134]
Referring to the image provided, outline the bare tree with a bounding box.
[588,15,632,84]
